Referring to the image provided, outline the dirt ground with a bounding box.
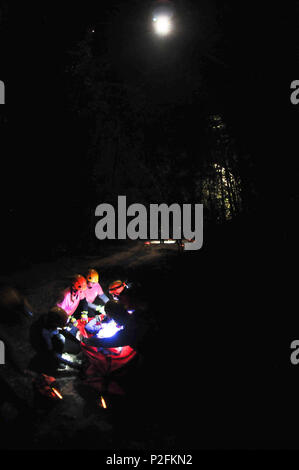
[1,234,298,450]
[0,241,183,450]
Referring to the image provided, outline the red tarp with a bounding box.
[77,318,137,395]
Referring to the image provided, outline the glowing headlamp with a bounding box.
[96,319,123,339]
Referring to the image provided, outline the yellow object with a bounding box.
[86,269,99,283]
[96,305,105,313]
[70,316,77,324]
[81,312,88,322]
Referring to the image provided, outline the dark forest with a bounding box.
[0,0,298,454]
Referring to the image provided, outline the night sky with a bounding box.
[2,0,299,263]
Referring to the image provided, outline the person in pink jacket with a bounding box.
[57,274,87,317]
[81,268,109,317]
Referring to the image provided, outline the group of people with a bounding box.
[0,269,150,428]
[30,270,136,374]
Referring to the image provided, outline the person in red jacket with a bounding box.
[108,280,128,300]
[108,280,135,312]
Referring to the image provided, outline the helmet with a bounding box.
[108,280,126,296]
[0,286,33,324]
[72,274,87,292]
[46,306,69,329]
[86,268,99,284]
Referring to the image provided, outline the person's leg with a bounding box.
[52,333,65,354]
[51,333,67,368]
[61,327,82,354]
[64,336,81,355]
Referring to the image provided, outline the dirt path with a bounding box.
[0,241,176,313]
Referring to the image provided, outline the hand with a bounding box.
[76,331,84,341]
[96,305,105,314]
[95,313,106,323]
[70,316,78,326]
[81,312,88,322]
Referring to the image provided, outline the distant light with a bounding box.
[153,15,172,36]
[163,240,176,244]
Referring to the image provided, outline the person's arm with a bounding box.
[98,293,109,304]
[86,300,100,311]
[97,283,109,304]
[87,291,109,311]
[75,298,89,318]
[85,316,102,335]
[63,323,79,339]
[55,351,80,368]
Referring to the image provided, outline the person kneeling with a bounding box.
[78,269,109,319]
[30,307,81,374]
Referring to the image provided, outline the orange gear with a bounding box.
[72,274,87,292]
[86,268,99,283]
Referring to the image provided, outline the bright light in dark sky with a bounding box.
[153,15,172,36]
